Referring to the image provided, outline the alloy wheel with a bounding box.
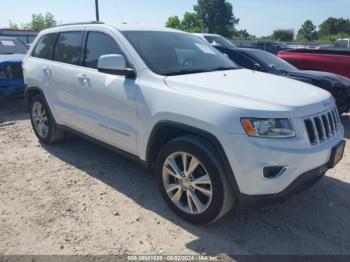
[162,152,213,215]
[32,101,49,139]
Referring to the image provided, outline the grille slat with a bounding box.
[332,110,339,129]
[9,64,23,80]
[322,115,331,138]
[328,112,335,135]
[304,107,341,146]
[315,117,325,141]
[311,119,320,144]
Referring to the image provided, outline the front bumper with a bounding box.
[237,163,328,207]
[221,123,344,198]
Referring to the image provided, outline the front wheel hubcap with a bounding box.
[32,102,49,138]
[162,152,213,215]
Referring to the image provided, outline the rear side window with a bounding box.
[53,32,83,65]
[84,32,123,69]
[32,34,57,59]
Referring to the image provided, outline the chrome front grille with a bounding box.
[304,107,341,145]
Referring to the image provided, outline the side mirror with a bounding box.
[97,54,135,78]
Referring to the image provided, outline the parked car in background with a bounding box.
[24,23,345,224]
[212,47,350,114]
[278,49,350,79]
[0,37,27,99]
[335,38,350,49]
[252,40,287,54]
[194,33,237,48]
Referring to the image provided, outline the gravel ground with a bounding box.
[0,98,349,256]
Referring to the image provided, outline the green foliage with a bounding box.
[166,16,182,30]
[194,0,239,37]
[166,13,202,33]
[271,29,294,41]
[8,21,19,30]
[24,12,57,31]
[319,32,350,41]
[297,20,318,41]
[181,12,203,33]
[232,29,255,40]
[318,17,350,38]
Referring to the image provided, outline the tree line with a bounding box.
[269,18,350,42]
[8,12,57,31]
[166,0,350,42]
[166,0,240,38]
[6,1,350,43]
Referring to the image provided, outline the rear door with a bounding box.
[26,33,58,111]
[49,30,84,126]
[73,30,138,154]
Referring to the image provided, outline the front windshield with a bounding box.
[204,35,236,48]
[0,38,27,55]
[250,50,297,72]
[121,31,238,76]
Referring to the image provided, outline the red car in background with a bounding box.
[278,49,350,79]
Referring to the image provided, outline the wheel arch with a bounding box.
[25,86,45,110]
[25,86,56,122]
[146,121,240,194]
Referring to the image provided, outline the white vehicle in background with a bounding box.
[23,22,345,224]
[335,38,350,49]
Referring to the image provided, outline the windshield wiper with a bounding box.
[208,66,236,72]
[164,67,236,76]
[164,69,210,76]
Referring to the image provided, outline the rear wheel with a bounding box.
[156,135,235,224]
[30,95,64,144]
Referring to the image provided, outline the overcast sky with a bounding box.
[0,0,349,36]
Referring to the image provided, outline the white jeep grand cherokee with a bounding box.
[23,22,345,224]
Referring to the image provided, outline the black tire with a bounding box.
[155,135,235,225]
[29,94,65,144]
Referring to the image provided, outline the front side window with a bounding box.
[31,34,57,59]
[53,32,83,65]
[121,31,238,76]
[84,32,123,69]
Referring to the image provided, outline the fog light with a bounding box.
[263,166,287,179]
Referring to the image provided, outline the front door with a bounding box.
[73,31,138,155]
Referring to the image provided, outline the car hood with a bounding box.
[0,54,25,63]
[286,70,350,89]
[164,69,333,118]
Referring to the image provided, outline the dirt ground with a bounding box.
[0,98,350,256]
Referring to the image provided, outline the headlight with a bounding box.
[241,118,295,138]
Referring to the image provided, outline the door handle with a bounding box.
[77,74,90,82]
[41,66,51,75]
[77,74,89,80]
[77,74,90,86]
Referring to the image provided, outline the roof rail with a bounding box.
[55,21,105,27]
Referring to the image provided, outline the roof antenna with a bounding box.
[95,0,100,21]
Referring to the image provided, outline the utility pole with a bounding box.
[95,0,100,21]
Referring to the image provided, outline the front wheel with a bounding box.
[156,135,235,225]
